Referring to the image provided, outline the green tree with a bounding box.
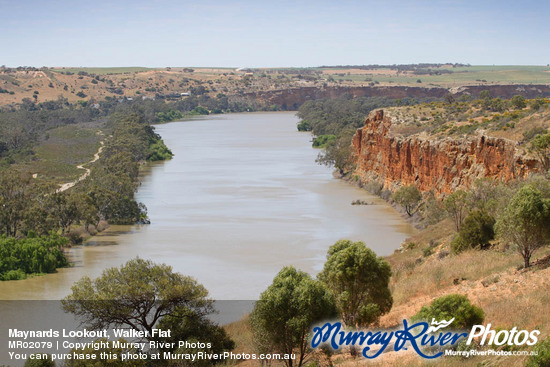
[0,170,33,236]
[62,258,213,338]
[496,186,550,268]
[444,93,455,104]
[530,133,550,171]
[250,266,336,367]
[24,355,55,367]
[444,190,470,231]
[451,210,495,253]
[527,336,550,367]
[479,90,492,109]
[47,192,81,234]
[315,132,355,175]
[319,240,392,328]
[155,308,235,361]
[392,185,422,216]
[490,98,506,112]
[530,97,546,111]
[511,95,527,109]
[479,90,492,100]
[297,120,312,131]
[64,339,145,367]
[0,235,68,279]
[413,294,484,330]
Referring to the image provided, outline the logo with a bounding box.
[311,320,539,359]
[427,318,455,333]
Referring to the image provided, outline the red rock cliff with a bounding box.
[352,110,539,195]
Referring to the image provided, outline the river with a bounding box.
[0,112,414,301]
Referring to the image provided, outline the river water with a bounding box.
[0,112,414,301]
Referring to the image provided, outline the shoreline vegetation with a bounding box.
[0,92,284,281]
[289,93,550,366]
[2,64,550,365]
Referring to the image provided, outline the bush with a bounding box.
[511,95,527,109]
[451,210,495,253]
[66,231,83,245]
[312,134,337,148]
[0,235,69,279]
[527,336,550,367]
[523,126,548,142]
[24,354,55,367]
[191,106,209,115]
[297,120,312,131]
[412,294,484,330]
[451,235,469,254]
[147,140,173,161]
[155,109,184,122]
[1,269,27,281]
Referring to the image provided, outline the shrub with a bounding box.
[147,141,173,161]
[191,106,209,115]
[451,210,495,253]
[66,231,83,245]
[312,134,337,148]
[24,354,55,367]
[1,269,27,281]
[297,120,312,131]
[523,126,548,142]
[0,235,69,279]
[527,336,550,366]
[511,95,527,109]
[423,247,433,257]
[451,235,469,254]
[412,294,484,330]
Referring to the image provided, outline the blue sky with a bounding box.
[1,0,549,67]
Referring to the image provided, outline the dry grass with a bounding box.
[224,315,255,355]
[224,214,550,367]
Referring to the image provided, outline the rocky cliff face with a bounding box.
[351,110,539,195]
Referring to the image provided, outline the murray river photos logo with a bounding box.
[311,318,540,359]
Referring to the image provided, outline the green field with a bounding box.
[325,65,550,86]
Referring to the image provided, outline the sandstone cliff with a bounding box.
[351,110,540,195]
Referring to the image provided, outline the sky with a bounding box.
[1,0,549,68]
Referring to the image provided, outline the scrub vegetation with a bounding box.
[289,92,550,366]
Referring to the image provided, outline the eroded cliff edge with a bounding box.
[351,110,540,195]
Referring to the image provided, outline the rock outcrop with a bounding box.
[352,110,539,195]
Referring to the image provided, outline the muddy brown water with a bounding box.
[0,112,415,301]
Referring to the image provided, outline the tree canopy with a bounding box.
[496,185,550,268]
[451,210,495,253]
[530,133,550,171]
[444,190,470,231]
[318,240,392,328]
[250,266,336,367]
[392,184,422,216]
[62,258,213,337]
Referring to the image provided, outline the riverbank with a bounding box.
[0,112,415,301]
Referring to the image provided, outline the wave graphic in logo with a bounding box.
[427,318,455,333]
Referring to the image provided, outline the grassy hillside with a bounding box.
[2,65,550,108]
